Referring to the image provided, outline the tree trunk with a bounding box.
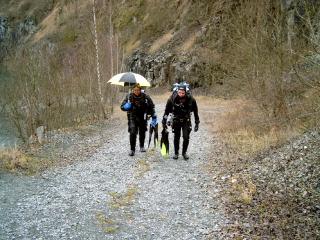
[92,0,106,118]
[109,0,114,77]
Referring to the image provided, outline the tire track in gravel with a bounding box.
[0,102,229,239]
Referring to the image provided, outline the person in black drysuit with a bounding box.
[162,84,200,160]
[121,84,156,156]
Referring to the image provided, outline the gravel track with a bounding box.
[0,104,228,239]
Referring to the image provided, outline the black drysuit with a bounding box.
[163,93,200,155]
[121,92,155,151]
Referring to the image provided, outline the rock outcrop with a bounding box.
[0,16,37,61]
[126,49,205,88]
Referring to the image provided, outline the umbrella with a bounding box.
[107,72,151,87]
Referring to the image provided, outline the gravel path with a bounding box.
[0,104,228,239]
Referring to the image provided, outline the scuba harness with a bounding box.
[171,90,193,120]
[129,92,148,110]
[127,92,152,120]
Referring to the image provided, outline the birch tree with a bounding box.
[92,0,106,118]
[109,0,114,76]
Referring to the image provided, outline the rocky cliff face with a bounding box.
[15,17,37,40]
[127,49,205,87]
[0,16,37,61]
[0,16,9,60]
[0,17,8,42]
[1,0,319,89]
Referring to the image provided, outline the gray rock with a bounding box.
[0,16,8,42]
[126,49,205,87]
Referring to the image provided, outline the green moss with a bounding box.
[113,0,146,31]
[62,28,77,43]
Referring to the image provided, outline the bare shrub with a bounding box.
[1,40,113,142]
[0,0,124,144]
[292,0,320,129]
[215,0,320,131]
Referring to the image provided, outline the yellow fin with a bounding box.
[161,143,168,158]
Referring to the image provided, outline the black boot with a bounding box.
[140,146,146,152]
[182,138,189,160]
[173,133,180,157]
[173,153,179,159]
[139,126,146,152]
[130,133,136,155]
[182,152,189,160]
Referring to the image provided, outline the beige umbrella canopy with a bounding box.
[107,72,151,87]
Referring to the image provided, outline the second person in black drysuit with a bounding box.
[121,84,156,156]
[162,84,200,160]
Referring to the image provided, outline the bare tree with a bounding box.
[109,0,114,77]
[92,0,106,118]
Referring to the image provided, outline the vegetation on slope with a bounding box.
[0,1,319,237]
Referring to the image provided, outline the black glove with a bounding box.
[194,123,199,132]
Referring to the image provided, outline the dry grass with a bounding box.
[3,0,46,19]
[199,96,301,157]
[96,212,120,234]
[109,186,138,209]
[0,148,29,171]
[223,128,300,157]
[135,159,151,178]
[125,39,142,55]
[0,148,48,174]
[33,6,59,42]
[149,30,174,53]
[299,88,320,128]
[33,0,90,43]
[178,33,196,52]
[200,95,319,238]
[230,174,256,205]
[149,91,171,103]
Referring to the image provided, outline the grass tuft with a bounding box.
[96,212,119,234]
[0,148,48,174]
[135,159,151,178]
[230,174,256,205]
[108,186,138,209]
